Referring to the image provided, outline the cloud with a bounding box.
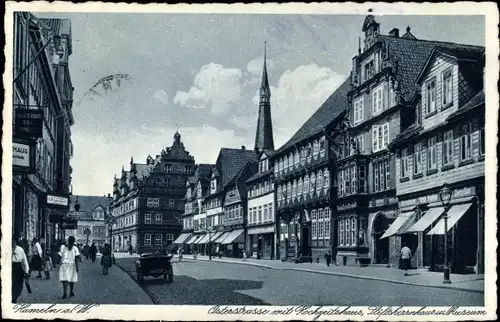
[173,63,244,115]
[153,89,169,104]
[246,56,275,76]
[175,59,345,141]
[71,125,251,196]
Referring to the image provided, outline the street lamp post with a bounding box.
[208,228,214,261]
[439,183,452,284]
[84,227,91,245]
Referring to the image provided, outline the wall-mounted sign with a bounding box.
[61,219,78,230]
[13,138,36,174]
[15,108,44,138]
[47,194,70,209]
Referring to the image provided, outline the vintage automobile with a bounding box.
[135,250,174,284]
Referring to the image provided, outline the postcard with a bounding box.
[2,1,498,321]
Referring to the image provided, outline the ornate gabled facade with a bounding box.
[271,78,350,262]
[176,163,213,253]
[337,15,485,268]
[110,132,195,253]
[388,46,484,273]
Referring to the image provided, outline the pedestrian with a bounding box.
[242,250,248,262]
[12,236,30,303]
[83,243,90,260]
[59,236,80,298]
[128,244,133,255]
[324,251,332,267]
[178,247,183,262]
[90,242,97,263]
[30,238,43,278]
[101,243,112,275]
[43,250,54,279]
[400,242,412,276]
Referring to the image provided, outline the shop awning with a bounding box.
[427,203,472,235]
[194,234,207,244]
[209,231,223,243]
[405,207,444,233]
[221,229,245,245]
[214,232,231,243]
[186,235,201,245]
[173,233,192,245]
[380,212,416,239]
[197,232,222,244]
[247,226,275,235]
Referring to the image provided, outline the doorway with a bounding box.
[372,214,391,264]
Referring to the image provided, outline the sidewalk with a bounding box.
[18,257,153,304]
[182,255,484,293]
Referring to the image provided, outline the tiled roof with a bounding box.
[378,35,484,102]
[388,123,423,150]
[276,77,351,154]
[447,90,485,120]
[215,148,258,189]
[246,169,273,183]
[195,164,214,180]
[70,195,111,214]
[235,161,259,200]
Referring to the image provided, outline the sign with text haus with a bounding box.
[14,108,44,138]
[13,137,36,174]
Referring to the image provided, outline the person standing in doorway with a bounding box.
[30,238,43,278]
[59,236,80,298]
[324,251,332,267]
[12,236,30,303]
[90,242,97,263]
[400,242,412,276]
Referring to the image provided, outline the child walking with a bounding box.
[43,251,54,279]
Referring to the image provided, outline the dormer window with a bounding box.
[210,179,217,194]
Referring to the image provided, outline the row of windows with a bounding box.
[400,124,484,178]
[339,217,357,247]
[144,233,174,246]
[373,158,391,193]
[372,122,390,153]
[277,169,331,201]
[113,198,137,216]
[144,213,165,225]
[224,205,243,221]
[163,164,193,174]
[274,137,327,175]
[183,217,194,230]
[77,225,106,237]
[352,81,390,126]
[146,198,176,208]
[248,203,274,225]
[152,176,184,187]
[206,197,222,209]
[117,214,137,228]
[425,67,453,115]
[194,218,206,231]
[311,208,331,240]
[248,179,273,198]
[338,164,367,196]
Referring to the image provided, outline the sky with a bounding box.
[32,12,485,196]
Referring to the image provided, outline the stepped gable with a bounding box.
[277,77,351,153]
[215,148,259,189]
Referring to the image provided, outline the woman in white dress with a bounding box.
[59,236,80,298]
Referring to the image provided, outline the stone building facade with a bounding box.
[110,132,195,253]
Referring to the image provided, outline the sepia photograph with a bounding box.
[2,1,497,321]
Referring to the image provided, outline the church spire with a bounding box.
[254,41,275,152]
[260,42,270,100]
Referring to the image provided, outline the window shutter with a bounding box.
[383,82,388,110]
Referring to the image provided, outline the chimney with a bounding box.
[241,145,246,150]
[107,193,111,198]
[389,28,399,38]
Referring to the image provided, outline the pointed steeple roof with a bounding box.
[255,42,275,152]
[260,42,271,98]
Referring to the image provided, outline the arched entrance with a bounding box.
[372,213,392,264]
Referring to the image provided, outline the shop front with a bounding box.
[247,226,275,260]
[221,228,245,258]
[396,184,483,273]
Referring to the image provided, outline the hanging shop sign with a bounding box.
[13,137,36,174]
[61,219,78,230]
[15,108,44,138]
[46,193,70,210]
